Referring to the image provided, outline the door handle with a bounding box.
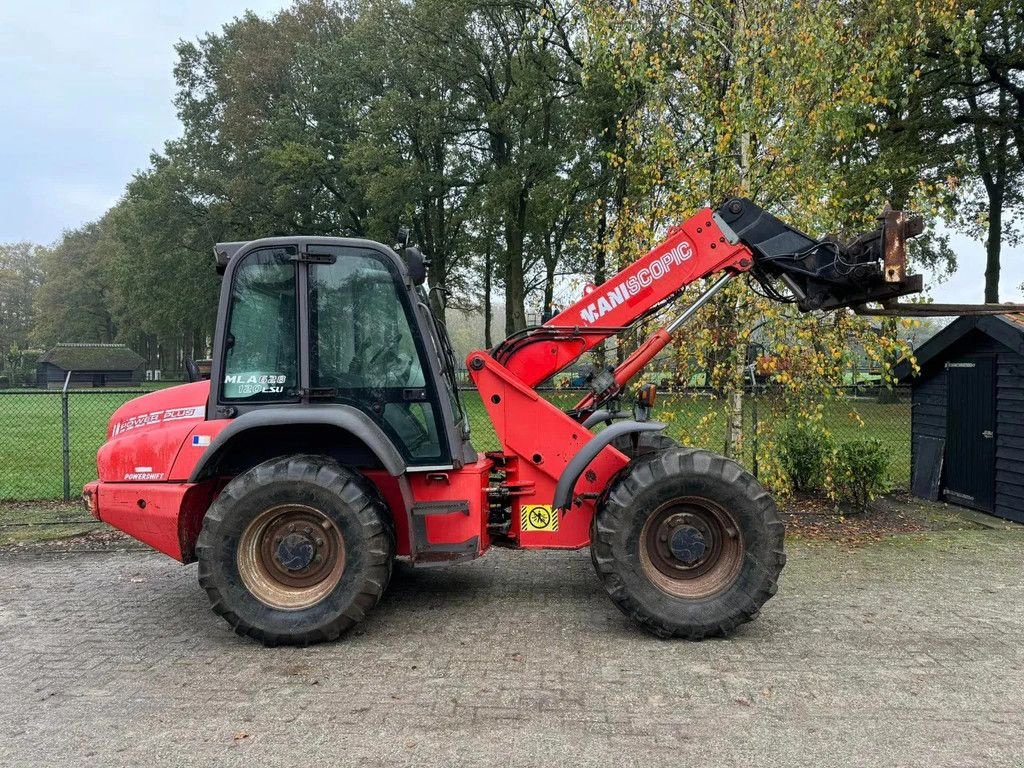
[982,430,994,439]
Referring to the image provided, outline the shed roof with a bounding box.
[1002,314,1024,331]
[895,315,1024,381]
[39,343,145,372]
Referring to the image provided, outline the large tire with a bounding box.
[591,447,785,639]
[610,431,679,459]
[196,454,394,646]
[592,432,681,578]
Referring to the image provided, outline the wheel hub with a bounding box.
[639,497,745,599]
[275,532,317,571]
[669,524,707,565]
[237,504,346,610]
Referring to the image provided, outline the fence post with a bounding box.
[751,391,759,479]
[61,371,72,501]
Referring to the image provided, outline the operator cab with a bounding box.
[209,237,472,468]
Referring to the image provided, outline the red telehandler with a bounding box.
[82,198,964,645]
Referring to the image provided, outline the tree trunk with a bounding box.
[596,155,627,368]
[503,189,529,335]
[483,242,493,349]
[542,254,556,321]
[725,129,752,460]
[722,0,753,461]
[592,201,609,368]
[426,178,448,320]
[428,284,446,320]
[966,82,1010,304]
[726,366,745,458]
[724,294,748,460]
[985,194,1002,304]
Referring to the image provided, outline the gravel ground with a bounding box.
[0,530,1022,767]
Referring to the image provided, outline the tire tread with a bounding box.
[196,454,395,646]
[591,447,785,639]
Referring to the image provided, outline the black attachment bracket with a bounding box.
[715,197,924,313]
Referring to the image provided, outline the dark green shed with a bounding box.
[36,343,144,389]
[896,315,1024,522]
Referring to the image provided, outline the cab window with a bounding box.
[310,247,445,462]
[221,247,299,402]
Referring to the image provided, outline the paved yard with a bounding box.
[1,532,1022,767]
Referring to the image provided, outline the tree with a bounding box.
[876,1,1022,302]
[945,3,1023,302]
[0,242,44,363]
[418,0,584,334]
[31,223,116,348]
[170,3,370,240]
[93,1,604,343]
[579,0,955,465]
[105,158,221,372]
[345,0,483,318]
[110,0,579,339]
[96,2,370,370]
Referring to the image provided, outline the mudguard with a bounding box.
[187,405,406,482]
[552,420,666,510]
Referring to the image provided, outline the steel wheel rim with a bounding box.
[639,496,744,599]
[237,504,345,610]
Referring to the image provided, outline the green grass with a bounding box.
[0,387,911,502]
[0,390,143,501]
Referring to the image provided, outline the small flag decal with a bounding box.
[192,435,211,447]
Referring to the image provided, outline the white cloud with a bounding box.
[0,0,289,244]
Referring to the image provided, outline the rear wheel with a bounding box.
[196,455,394,646]
[591,447,785,638]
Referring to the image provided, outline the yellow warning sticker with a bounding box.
[521,504,558,532]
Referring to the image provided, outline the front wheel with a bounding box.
[591,447,785,639]
[610,430,679,460]
[196,455,394,646]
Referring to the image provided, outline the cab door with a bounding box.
[306,244,450,466]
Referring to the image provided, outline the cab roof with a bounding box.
[213,236,403,269]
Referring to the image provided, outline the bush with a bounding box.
[777,421,832,492]
[829,438,891,513]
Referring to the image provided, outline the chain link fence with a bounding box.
[458,384,912,488]
[0,388,147,501]
[0,381,912,502]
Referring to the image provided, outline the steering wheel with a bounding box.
[365,334,413,385]
[185,358,201,383]
[367,333,402,369]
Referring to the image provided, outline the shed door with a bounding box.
[944,356,996,512]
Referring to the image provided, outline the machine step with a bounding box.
[409,501,477,566]
[412,500,470,516]
[412,536,479,567]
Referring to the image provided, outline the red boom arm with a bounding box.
[463,208,758,548]
[497,208,755,389]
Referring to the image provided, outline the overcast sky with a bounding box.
[0,0,1019,305]
[0,0,288,241]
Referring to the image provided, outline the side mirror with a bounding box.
[404,245,429,285]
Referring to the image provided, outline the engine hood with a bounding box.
[107,381,210,439]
